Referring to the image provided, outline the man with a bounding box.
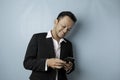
[23,11,77,80]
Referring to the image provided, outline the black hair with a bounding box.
[57,11,77,23]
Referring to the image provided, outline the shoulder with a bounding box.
[32,32,47,38]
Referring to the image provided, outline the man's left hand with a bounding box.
[63,61,73,72]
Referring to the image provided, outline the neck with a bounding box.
[51,30,60,42]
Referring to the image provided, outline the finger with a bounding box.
[54,63,63,67]
[64,63,72,69]
[55,59,66,63]
[55,62,66,67]
[55,66,63,69]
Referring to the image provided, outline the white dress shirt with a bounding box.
[45,31,66,80]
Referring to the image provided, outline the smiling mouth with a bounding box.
[61,31,65,36]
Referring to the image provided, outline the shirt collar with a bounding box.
[46,30,66,43]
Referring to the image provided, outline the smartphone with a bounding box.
[63,57,74,63]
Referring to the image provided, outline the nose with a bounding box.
[63,27,68,33]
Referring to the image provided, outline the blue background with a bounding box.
[0,0,120,80]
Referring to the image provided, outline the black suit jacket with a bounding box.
[23,33,74,80]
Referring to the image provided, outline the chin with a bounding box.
[58,33,64,38]
[60,36,64,38]
[58,35,63,39]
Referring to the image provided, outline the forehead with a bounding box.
[58,16,74,27]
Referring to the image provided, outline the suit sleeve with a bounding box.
[23,34,46,72]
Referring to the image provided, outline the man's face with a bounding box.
[54,16,74,39]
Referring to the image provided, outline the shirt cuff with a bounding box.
[45,60,48,71]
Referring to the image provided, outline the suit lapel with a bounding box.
[46,38,56,58]
[60,41,67,59]
[45,37,68,59]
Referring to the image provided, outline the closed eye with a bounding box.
[67,28,71,31]
[62,26,66,28]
